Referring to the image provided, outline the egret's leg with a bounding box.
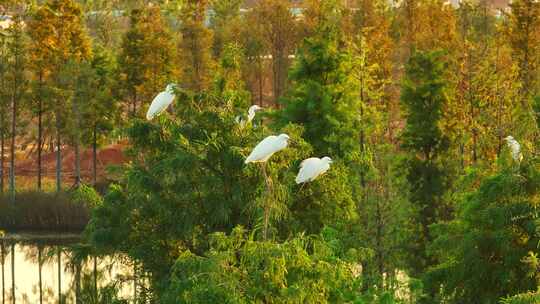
[298,182,306,193]
[261,163,271,241]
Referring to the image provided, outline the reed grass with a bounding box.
[0,191,91,232]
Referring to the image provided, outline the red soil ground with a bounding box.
[14,144,127,181]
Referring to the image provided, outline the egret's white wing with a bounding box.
[296,158,330,184]
[296,158,320,184]
[245,136,279,163]
[146,91,175,120]
[506,138,522,161]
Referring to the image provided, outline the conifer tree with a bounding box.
[118,6,175,117]
[5,15,26,200]
[252,0,298,104]
[178,0,214,91]
[506,0,540,106]
[280,1,361,161]
[400,51,449,295]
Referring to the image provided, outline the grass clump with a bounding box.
[0,187,102,232]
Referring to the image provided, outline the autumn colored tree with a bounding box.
[208,0,243,58]
[5,15,26,200]
[117,6,176,118]
[253,0,299,105]
[505,0,540,107]
[28,0,91,192]
[178,0,214,91]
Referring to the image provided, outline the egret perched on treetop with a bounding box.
[245,134,290,164]
[146,83,176,120]
[504,136,523,162]
[295,157,333,184]
[236,105,263,127]
[245,133,290,240]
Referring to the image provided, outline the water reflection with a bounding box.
[0,234,134,304]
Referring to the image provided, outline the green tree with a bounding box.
[164,227,368,303]
[208,0,243,58]
[428,159,540,303]
[400,50,450,295]
[280,4,361,161]
[80,46,117,186]
[5,15,26,200]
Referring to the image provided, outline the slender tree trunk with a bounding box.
[0,115,4,194]
[73,97,81,188]
[10,244,14,304]
[257,58,263,106]
[38,246,42,304]
[0,36,5,195]
[57,248,61,304]
[37,73,43,191]
[92,124,97,186]
[55,114,61,193]
[9,93,16,202]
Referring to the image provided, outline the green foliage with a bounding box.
[428,161,540,303]
[533,95,540,130]
[399,51,451,298]
[280,15,361,161]
[164,226,365,304]
[401,50,449,158]
[70,184,103,209]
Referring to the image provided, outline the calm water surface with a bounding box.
[0,233,135,304]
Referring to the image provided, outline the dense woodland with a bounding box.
[1,0,540,303]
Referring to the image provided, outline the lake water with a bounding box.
[0,233,135,304]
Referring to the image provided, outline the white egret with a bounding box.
[504,135,523,162]
[146,83,176,120]
[295,157,333,184]
[236,105,263,128]
[245,134,290,164]
[245,133,290,240]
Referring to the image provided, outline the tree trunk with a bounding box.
[9,93,16,202]
[258,58,263,106]
[0,115,4,195]
[73,97,81,188]
[93,124,97,186]
[55,114,61,193]
[37,73,43,191]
